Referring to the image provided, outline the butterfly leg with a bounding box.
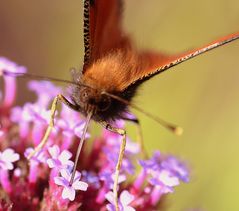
[27,94,78,159]
[100,121,126,211]
[122,116,148,158]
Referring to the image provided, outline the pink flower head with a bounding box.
[106,190,135,211]
[0,148,20,170]
[54,169,88,201]
[0,57,190,210]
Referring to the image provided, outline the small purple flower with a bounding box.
[28,80,61,107]
[103,149,135,175]
[137,151,189,204]
[139,151,189,184]
[161,156,189,183]
[106,190,135,211]
[24,148,48,183]
[47,145,74,170]
[106,136,140,156]
[24,147,48,165]
[57,106,90,140]
[0,57,26,107]
[149,170,180,194]
[11,103,52,125]
[81,170,100,188]
[0,148,20,170]
[54,169,88,201]
[148,169,182,206]
[139,151,162,172]
[103,137,139,174]
[11,103,52,142]
[0,57,26,74]
[100,171,126,190]
[73,122,91,139]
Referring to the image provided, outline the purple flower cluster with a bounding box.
[0,57,189,210]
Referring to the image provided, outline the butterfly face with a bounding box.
[72,85,112,115]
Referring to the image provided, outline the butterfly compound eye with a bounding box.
[80,88,90,103]
[98,95,111,111]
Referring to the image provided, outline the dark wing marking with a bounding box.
[126,32,239,88]
[83,0,91,68]
[83,0,129,71]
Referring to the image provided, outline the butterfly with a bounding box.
[3,0,238,210]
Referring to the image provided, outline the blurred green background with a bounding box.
[0,1,239,210]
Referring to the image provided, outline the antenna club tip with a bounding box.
[173,126,183,136]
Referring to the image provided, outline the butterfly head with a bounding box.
[72,85,112,115]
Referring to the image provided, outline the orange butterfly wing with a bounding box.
[129,32,239,88]
[83,0,130,70]
[82,0,179,85]
[82,0,239,91]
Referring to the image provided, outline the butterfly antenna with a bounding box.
[2,70,75,84]
[103,92,183,136]
[2,70,93,89]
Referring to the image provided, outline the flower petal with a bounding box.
[73,171,81,181]
[48,145,60,158]
[106,204,115,211]
[65,160,74,169]
[2,149,19,162]
[124,206,135,211]
[9,153,20,162]
[159,170,179,187]
[58,150,72,163]
[120,190,134,206]
[105,191,115,205]
[4,162,14,170]
[54,176,67,187]
[62,186,75,201]
[47,158,57,168]
[72,181,88,191]
[60,168,71,181]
